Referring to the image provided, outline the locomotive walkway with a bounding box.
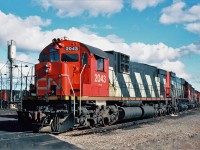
[0,109,80,150]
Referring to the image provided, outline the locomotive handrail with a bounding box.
[80,64,86,115]
[61,74,75,117]
[66,75,75,117]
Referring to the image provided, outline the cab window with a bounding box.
[97,57,104,72]
[62,54,79,62]
[40,54,48,62]
[50,53,59,62]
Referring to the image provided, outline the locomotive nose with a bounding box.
[36,62,72,97]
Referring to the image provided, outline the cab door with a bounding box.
[90,56,109,96]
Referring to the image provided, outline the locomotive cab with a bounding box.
[35,38,109,99]
[36,39,82,99]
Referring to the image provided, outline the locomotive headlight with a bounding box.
[46,68,52,73]
[45,62,51,73]
[46,63,49,67]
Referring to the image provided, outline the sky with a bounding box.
[0,0,200,91]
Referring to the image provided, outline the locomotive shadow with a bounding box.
[0,114,18,119]
[0,111,23,132]
[0,120,20,132]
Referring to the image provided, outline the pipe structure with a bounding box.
[79,64,86,115]
[8,40,16,105]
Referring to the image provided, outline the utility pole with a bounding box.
[14,64,28,110]
[24,76,28,93]
[21,64,22,105]
[0,73,2,109]
[4,74,7,103]
[10,63,13,104]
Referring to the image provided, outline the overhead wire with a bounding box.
[14,66,33,88]
[0,60,9,72]
[15,59,35,65]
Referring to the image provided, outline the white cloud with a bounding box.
[35,0,50,10]
[128,42,179,63]
[0,11,52,51]
[24,16,51,26]
[35,0,123,17]
[81,24,113,30]
[185,22,200,34]
[160,1,200,24]
[180,42,200,54]
[105,34,124,43]
[158,60,190,79]
[131,0,164,11]
[16,53,38,64]
[160,1,200,35]
[0,10,198,81]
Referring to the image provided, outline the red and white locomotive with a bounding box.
[18,38,200,133]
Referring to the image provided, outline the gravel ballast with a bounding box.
[55,109,200,150]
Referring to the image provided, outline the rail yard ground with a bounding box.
[1,109,200,150]
[56,108,200,150]
[0,109,79,150]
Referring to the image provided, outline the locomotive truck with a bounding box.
[17,38,200,133]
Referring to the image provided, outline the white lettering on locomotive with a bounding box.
[37,78,61,90]
[94,74,106,83]
[65,46,79,51]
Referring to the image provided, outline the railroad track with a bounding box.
[60,108,199,136]
[60,116,165,136]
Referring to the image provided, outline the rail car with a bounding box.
[17,38,200,133]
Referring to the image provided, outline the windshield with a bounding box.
[50,53,59,62]
[61,54,79,62]
[39,47,59,62]
[49,47,59,62]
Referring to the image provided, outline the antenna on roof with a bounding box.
[63,36,68,40]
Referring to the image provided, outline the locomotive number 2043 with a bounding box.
[94,74,106,83]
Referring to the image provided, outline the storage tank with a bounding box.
[8,40,16,62]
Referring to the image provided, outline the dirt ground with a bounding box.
[55,109,200,150]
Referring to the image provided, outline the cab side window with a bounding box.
[82,53,88,65]
[97,57,104,72]
[40,54,47,62]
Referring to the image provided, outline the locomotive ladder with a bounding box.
[66,75,76,117]
[170,88,178,110]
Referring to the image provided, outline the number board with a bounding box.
[65,46,79,51]
[94,74,106,83]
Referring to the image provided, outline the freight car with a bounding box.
[0,90,7,108]
[17,38,200,133]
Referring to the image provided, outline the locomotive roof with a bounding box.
[81,43,108,58]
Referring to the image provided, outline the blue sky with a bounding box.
[0,0,200,91]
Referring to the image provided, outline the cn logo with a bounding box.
[37,78,61,90]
